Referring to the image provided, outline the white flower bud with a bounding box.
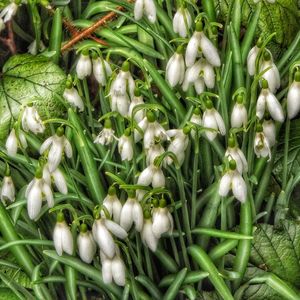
[5,128,27,157]
[166,129,189,165]
[172,8,192,38]
[231,102,247,128]
[63,86,84,112]
[152,201,173,238]
[138,165,165,189]
[128,94,145,123]
[22,105,45,134]
[1,176,15,204]
[77,226,97,264]
[262,119,276,147]
[141,216,158,252]
[287,73,300,119]
[53,213,74,256]
[166,51,185,87]
[0,3,18,23]
[247,45,260,76]
[43,164,68,195]
[92,57,112,86]
[118,133,133,161]
[111,255,126,286]
[134,0,156,23]
[260,54,280,93]
[102,188,122,223]
[76,53,92,79]
[254,130,271,160]
[225,144,248,174]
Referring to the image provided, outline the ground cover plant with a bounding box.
[0,0,300,299]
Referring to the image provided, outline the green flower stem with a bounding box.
[28,1,41,55]
[122,284,130,300]
[0,239,53,251]
[282,119,290,190]
[200,140,213,187]
[192,228,252,240]
[32,264,52,300]
[135,275,162,299]
[188,246,234,300]
[232,0,241,42]
[162,268,187,300]
[202,0,216,22]
[232,200,252,290]
[82,79,95,134]
[208,240,239,261]
[49,9,62,64]
[68,108,106,203]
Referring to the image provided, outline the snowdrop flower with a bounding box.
[254,124,271,160]
[262,119,276,147]
[92,216,127,259]
[94,119,116,146]
[134,0,156,23]
[166,46,185,87]
[152,199,173,238]
[260,51,280,93]
[219,160,247,203]
[5,128,27,156]
[100,249,126,286]
[1,167,15,204]
[120,190,143,232]
[231,94,248,128]
[77,223,97,264]
[40,127,72,172]
[182,58,215,93]
[190,108,202,138]
[141,210,158,252]
[172,7,192,38]
[247,45,260,76]
[202,100,226,141]
[101,186,122,223]
[256,79,284,122]
[26,167,53,220]
[63,81,84,112]
[118,129,134,161]
[185,22,221,67]
[128,88,145,123]
[146,143,165,166]
[27,39,46,55]
[22,104,45,134]
[76,51,92,79]
[92,55,112,86]
[0,2,18,23]
[166,127,190,166]
[0,18,4,32]
[141,111,169,149]
[287,70,300,119]
[225,137,248,174]
[42,164,68,195]
[138,164,165,189]
[53,212,74,256]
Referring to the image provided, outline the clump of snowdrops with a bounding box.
[0,0,300,299]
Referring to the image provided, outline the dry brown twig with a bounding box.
[0,21,17,54]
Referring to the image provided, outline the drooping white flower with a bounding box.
[287,71,300,119]
[231,95,248,128]
[94,119,116,146]
[27,39,46,55]
[134,0,156,23]
[77,224,97,264]
[26,168,53,220]
[137,164,165,189]
[182,58,215,93]
[141,211,158,252]
[128,88,145,123]
[22,105,45,134]
[40,127,72,172]
[146,143,165,166]
[92,217,127,259]
[42,164,68,195]
[202,101,226,141]
[152,199,174,238]
[262,119,276,147]
[254,125,271,160]
[260,51,280,93]
[1,170,15,204]
[166,47,185,87]
[172,7,192,38]
[76,52,92,80]
[5,128,27,156]
[63,83,84,112]
[225,138,248,174]
[247,45,260,76]
[118,129,134,161]
[256,80,284,122]
[92,56,112,86]
[101,186,122,223]
[185,22,220,67]
[219,160,247,202]
[0,3,18,23]
[190,108,202,138]
[53,212,74,256]
[166,128,189,166]
[120,191,143,232]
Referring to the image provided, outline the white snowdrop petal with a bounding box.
[112,257,126,286]
[40,137,53,154]
[232,173,247,203]
[120,200,134,231]
[27,183,42,220]
[42,183,54,208]
[144,0,156,23]
[62,225,74,255]
[134,0,144,21]
[152,168,165,188]
[200,33,221,67]
[93,222,116,258]
[102,260,113,284]
[137,166,153,186]
[185,33,201,67]
[287,82,300,119]
[141,221,158,252]
[6,129,18,156]
[77,232,96,264]
[266,93,284,122]
[132,202,144,232]
[104,219,128,239]
[152,211,170,238]
[247,46,259,76]
[213,110,226,135]
[53,223,64,256]
[203,63,215,89]
[52,169,68,195]
[256,94,266,120]
[219,173,232,197]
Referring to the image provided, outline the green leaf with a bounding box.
[0,288,19,300]
[0,54,67,140]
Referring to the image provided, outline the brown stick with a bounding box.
[0,21,16,54]
[61,6,125,52]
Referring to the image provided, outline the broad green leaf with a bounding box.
[0,288,19,300]
[0,54,67,140]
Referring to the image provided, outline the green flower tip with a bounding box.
[124,128,131,137]
[108,186,116,196]
[193,107,201,115]
[228,136,236,148]
[229,159,236,171]
[236,94,244,104]
[263,51,271,62]
[35,166,43,179]
[143,210,151,219]
[261,78,269,89]
[146,111,156,123]
[81,49,89,56]
[205,99,213,109]
[257,38,263,48]
[183,126,191,135]
[104,119,112,129]
[256,123,263,133]
[80,223,88,233]
[91,52,98,60]
[195,21,203,32]
[122,61,130,72]
[134,87,141,97]
[56,126,64,137]
[152,198,159,208]
[159,198,167,208]
[127,189,136,198]
[294,71,300,82]
[57,212,65,223]
[176,45,185,55]
[4,164,10,177]
[66,80,73,89]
